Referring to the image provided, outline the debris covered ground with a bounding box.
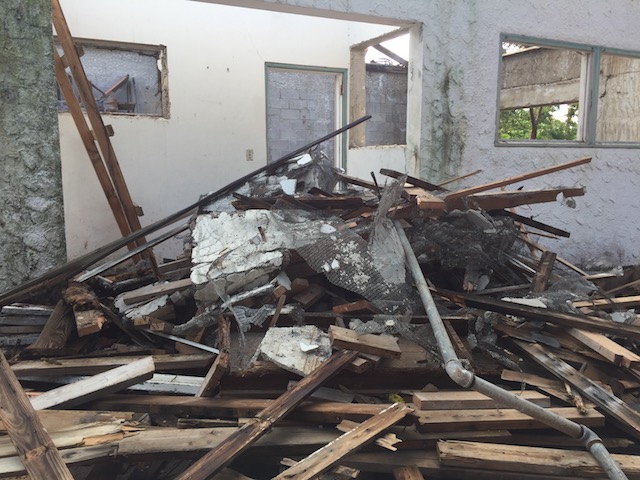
[3,150,640,479]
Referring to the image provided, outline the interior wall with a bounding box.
[202,0,640,266]
[57,0,396,260]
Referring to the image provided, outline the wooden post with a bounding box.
[196,317,230,397]
[532,250,557,293]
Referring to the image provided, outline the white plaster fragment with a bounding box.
[280,178,297,195]
[122,295,170,319]
[300,342,319,352]
[501,297,547,308]
[320,224,337,234]
[296,153,312,166]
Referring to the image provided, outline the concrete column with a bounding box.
[0,0,66,291]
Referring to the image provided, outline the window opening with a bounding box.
[55,39,168,117]
[498,34,640,146]
[350,28,410,148]
[499,41,583,142]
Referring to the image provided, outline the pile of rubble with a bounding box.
[2,150,640,479]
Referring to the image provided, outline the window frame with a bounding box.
[496,33,640,148]
[54,37,170,119]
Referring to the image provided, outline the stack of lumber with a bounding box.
[4,153,640,479]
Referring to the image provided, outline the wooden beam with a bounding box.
[445,187,585,211]
[30,356,155,410]
[12,353,213,377]
[451,293,640,340]
[437,440,640,477]
[329,325,402,359]
[568,328,640,369]
[122,278,193,305]
[443,156,591,201]
[175,349,359,480]
[0,351,73,479]
[379,168,443,192]
[516,340,640,440]
[414,406,603,433]
[274,403,412,480]
[491,210,570,238]
[412,390,550,411]
[196,317,230,397]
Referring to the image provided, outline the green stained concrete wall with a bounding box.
[0,0,65,291]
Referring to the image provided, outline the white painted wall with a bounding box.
[57,0,397,260]
[61,0,640,267]
[201,0,640,267]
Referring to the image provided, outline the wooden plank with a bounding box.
[329,325,402,359]
[532,250,557,293]
[444,320,471,359]
[499,369,585,406]
[197,317,230,397]
[437,440,640,478]
[454,293,640,340]
[404,188,447,210]
[122,278,193,305]
[52,47,133,246]
[0,444,116,478]
[379,168,443,192]
[90,396,389,423]
[292,283,325,309]
[274,403,412,480]
[174,349,359,480]
[26,299,75,355]
[0,350,73,479]
[568,328,640,369]
[491,210,571,238]
[344,449,591,480]
[30,356,155,410]
[412,390,550,410]
[0,410,135,434]
[414,407,603,433]
[443,156,591,201]
[393,466,425,480]
[0,422,124,458]
[573,295,640,310]
[445,187,585,211]
[12,353,213,377]
[52,0,153,265]
[332,300,381,314]
[516,340,640,440]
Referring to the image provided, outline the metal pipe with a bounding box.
[394,220,628,480]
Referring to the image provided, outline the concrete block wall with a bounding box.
[365,68,408,146]
[266,69,337,162]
